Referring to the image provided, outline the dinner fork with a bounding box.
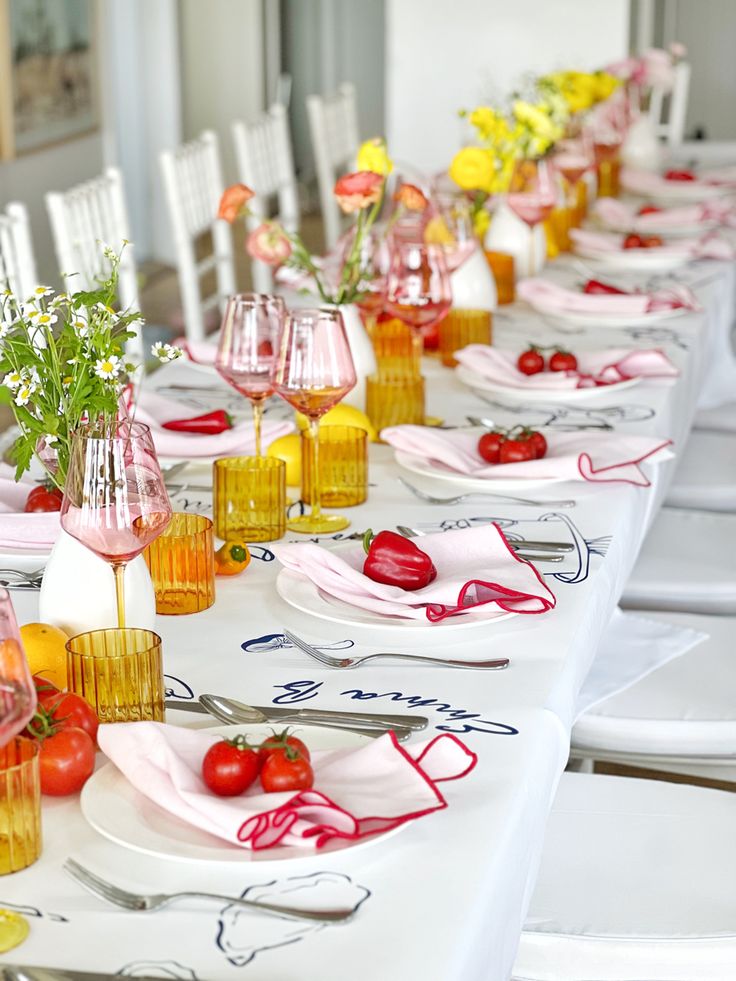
[0,568,44,589]
[394,526,564,563]
[283,629,510,671]
[64,859,355,923]
[397,477,577,509]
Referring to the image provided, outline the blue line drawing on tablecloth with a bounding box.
[164,674,195,700]
[0,900,67,923]
[216,872,370,967]
[472,398,656,428]
[621,325,690,350]
[117,960,199,979]
[242,633,355,654]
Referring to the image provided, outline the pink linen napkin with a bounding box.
[382,425,673,488]
[0,464,59,549]
[517,278,698,317]
[593,197,736,232]
[177,337,217,366]
[621,167,734,197]
[455,344,678,391]
[97,722,477,850]
[132,389,293,458]
[272,525,555,622]
[571,228,735,261]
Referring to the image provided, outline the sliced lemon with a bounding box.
[0,910,30,953]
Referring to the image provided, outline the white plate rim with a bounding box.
[525,303,690,328]
[455,364,641,403]
[571,246,690,273]
[394,448,571,494]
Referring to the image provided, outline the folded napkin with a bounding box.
[97,722,477,850]
[133,389,293,458]
[517,278,698,317]
[621,167,733,197]
[593,197,736,232]
[178,336,217,366]
[0,464,60,549]
[571,227,735,261]
[382,425,673,488]
[273,525,554,622]
[455,344,678,391]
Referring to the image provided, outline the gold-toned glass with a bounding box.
[0,737,41,878]
[143,513,215,615]
[66,628,165,724]
[213,456,286,542]
[368,316,422,379]
[484,251,515,305]
[366,375,425,437]
[301,426,368,507]
[438,310,492,368]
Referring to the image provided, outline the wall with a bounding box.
[179,0,265,184]
[386,0,631,173]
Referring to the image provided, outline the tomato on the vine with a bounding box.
[499,438,536,464]
[549,350,578,372]
[638,205,661,215]
[527,430,548,460]
[478,431,506,464]
[517,347,545,375]
[31,690,99,745]
[260,747,314,794]
[623,233,644,249]
[258,731,311,767]
[24,486,63,513]
[642,235,664,248]
[202,737,260,797]
[38,727,95,796]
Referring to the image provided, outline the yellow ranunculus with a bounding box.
[448,147,495,193]
[592,71,620,102]
[356,137,393,176]
[512,100,562,143]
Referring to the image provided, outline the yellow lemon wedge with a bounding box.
[424,216,456,246]
[266,433,302,486]
[294,405,377,442]
[20,622,69,689]
[0,910,30,953]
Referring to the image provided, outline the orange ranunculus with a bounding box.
[246,222,292,265]
[333,171,384,214]
[218,183,255,223]
[393,183,429,212]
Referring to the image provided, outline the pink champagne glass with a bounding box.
[271,308,356,534]
[506,159,557,275]
[61,421,172,628]
[215,293,286,457]
[431,193,477,273]
[0,590,35,748]
[384,240,452,350]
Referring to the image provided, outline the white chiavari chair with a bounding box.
[159,130,236,343]
[649,60,691,147]
[306,82,360,249]
[0,201,38,310]
[45,168,142,360]
[664,431,736,511]
[232,104,299,293]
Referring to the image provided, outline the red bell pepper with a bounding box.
[664,169,696,182]
[162,409,233,435]
[583,279,628,296]
[362,529,437,591]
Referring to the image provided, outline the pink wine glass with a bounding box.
[384,240,452,350]
[61,421,172,628]
[0,590,36,748]
[215,293,286,457]
[506,159,557,275]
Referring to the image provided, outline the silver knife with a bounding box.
[2,968,165,981]
[165,698,429,731]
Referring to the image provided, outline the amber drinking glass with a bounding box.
[366,375,426,437]
[438,309,492,367]
[0,738,41,879]
[213,456,286,542]
[143,513,215,615]
[301,425,368,507]
[484,251,515,304]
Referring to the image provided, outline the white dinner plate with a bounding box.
[394,449,573,494]
[81,723,407,866]
[620,177,729,204]
[526,303,690,329]
[275,566,516,632]
[572,246,691,274]
[595,216,718,239]
[456,364,641,403]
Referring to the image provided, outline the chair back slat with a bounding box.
[0,202,38,302]
[650,61,691,147]
[307,82,360,249]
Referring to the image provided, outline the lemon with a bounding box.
[294,404,377,442]
[266,433,302,486]
[424,215,456,246]
[20,622,69,689]
[0,910,30,953]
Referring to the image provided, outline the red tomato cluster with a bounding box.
[25,675,98,796]
[202,730,313,797]
[637,205,661,216]
[478,428,547,464]
[623,233,664,249]
[24,485,63,513]
[517,346,578,375]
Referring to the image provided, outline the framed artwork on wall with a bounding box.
[0,0,98,161]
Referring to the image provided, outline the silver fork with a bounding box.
[395,525,564,563]
[283,629,510,671]
[64,859,355,923]
[398,477,576,509]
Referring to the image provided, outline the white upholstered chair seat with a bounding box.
[621,508,736,614]
[513,773,736,980]
[664,431,736,511]
[572,610,736,759]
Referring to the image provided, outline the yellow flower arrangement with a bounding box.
[448,146,497,193]
[541,70,620,114]
[356,137,394,176]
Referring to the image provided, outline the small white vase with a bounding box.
[39,530,156,636]
[450,245,497,312]
[622,114,663,172]
[484,201,546,279]
[334,303,376,412]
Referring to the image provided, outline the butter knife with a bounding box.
[165,698,429,731]
[2,968,165,981]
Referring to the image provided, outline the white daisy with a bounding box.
[35,312,58,327]
[151,342,183,363]
[14,381,37,406]
[32,285,54,298]
[49,292,70,309]
[94,355,122,380]
[71,317,89,337]
[4,371,22,390]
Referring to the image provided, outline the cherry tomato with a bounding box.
[477,431,506,464]
[665,169,696,182]
[638,205,661,215]
[517,348,545,375]
[35,690,99,745]
[38,727,95,796]
[623,233,644,249]
[642,235,664,248]
[258,731,311,767]
[260,747,314,794]
[32,673,60,698]
[202,738,260,797]
[24,486,63,513]
[549,350,578,372]
[528,431,548,460]
[499,438,536,464]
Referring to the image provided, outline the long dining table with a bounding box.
[4,245,736,981]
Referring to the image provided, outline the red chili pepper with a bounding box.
[162,409,233,434]
[362,529,437,591]
[583,279,628,296]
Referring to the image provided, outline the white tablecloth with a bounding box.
[4,252,735,981]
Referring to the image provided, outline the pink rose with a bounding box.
[333,171,384,214]
[246,222,292,265]
[218,184,255,223]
